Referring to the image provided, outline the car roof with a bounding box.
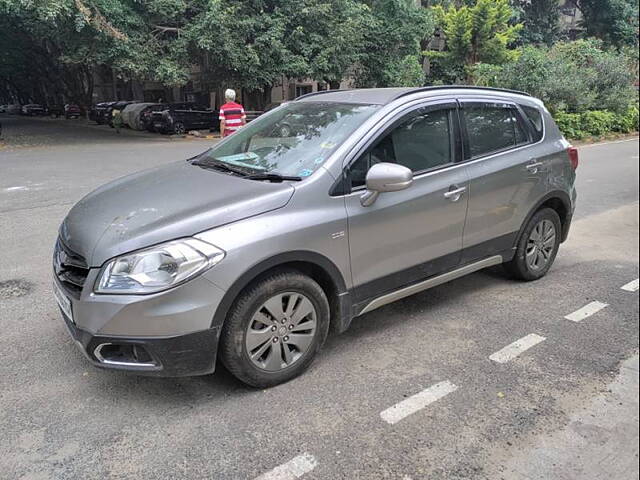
[295,86,532,105]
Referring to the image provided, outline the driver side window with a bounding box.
[348,107,454,189]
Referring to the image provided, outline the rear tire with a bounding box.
[504,208,561,281]
[219,270,330,388]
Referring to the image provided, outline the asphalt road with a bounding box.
[0,115,638,480]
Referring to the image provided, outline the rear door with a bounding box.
[343,101,469,306]
[459,99,545,262]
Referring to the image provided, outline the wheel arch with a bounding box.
[211,251,353,335]
[517,191,573,247]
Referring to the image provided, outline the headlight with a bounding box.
[95,238,225,294]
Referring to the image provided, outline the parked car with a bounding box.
[89,102,115,124]
[64,104,82,119]
[121,102,155,130]
[7,104,22,114]
[140,103,168,132]
[53,86,577,388]
[151,103,218,134]
[47,105,64,118]
[107,101,139,127]
[21,104,46,116]
[0,105,7,113]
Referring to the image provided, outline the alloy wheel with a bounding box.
[245,292,317,372]
[174,122,186,135]
[526,219,556,271]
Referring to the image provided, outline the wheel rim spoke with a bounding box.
[281,342,294,365]
[254,311,274,327]
[263,344,283,370]
[250,338,272,362]
[246,326,274,351]
[530,224,542,242]
[284,293,300,317]
[285,333,314,352]
[291,297,314,326]
[291,318,316,333]
[262,294,285,320]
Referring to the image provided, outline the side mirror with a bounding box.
[360,162,413,207]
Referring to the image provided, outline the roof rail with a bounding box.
[294,89,351,101]
[393,85,531,101]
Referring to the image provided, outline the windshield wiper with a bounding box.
[191,158,250,177]
[246,173,302,183]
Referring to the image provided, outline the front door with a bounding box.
[343,103,469,306]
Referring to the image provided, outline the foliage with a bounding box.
[511,0,561,46]
[426,0,522,83]
[474,39,637,113]
[554,106,639,139]
[354,0,434,87]
[577,0,639,48]
[0,0,198,104]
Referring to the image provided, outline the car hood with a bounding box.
[60,161,295,266]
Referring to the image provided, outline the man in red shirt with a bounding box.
[219,89,246,137]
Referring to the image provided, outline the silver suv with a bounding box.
[53,87,578,387]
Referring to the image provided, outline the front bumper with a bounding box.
[53,255,227,376]
[62,310,220,376]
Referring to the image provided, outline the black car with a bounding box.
[151,103,218,134]
[90,102,115,124]
[48,105,64,117]
[140,104,169,132]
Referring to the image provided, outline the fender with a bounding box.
[515,190,573,249]
[210,250,352,333]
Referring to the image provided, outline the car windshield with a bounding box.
[198,102,379,177]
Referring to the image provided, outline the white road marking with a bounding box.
[564,301,609,322]
[380,381,458,425]
[4,186,28,192]
[489,333,546,363]
[579,138,638,148]
[255,453,317,480]
[621,279,639,292]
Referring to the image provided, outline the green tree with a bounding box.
[512,0,561,46]
[577,0,639,48]
[355,0,435,87]
[474,39,636,113]
[280,0,370,89]
[426,0,522,83]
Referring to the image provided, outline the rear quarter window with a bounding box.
[462,103,529,158]
[521,105,544,142]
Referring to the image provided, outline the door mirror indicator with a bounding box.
[360,162,413,207]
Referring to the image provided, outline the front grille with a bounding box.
[53,239,89,297]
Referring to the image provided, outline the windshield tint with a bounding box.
[200,102,379,177]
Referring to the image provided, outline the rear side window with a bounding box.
[462,103,529,158]
[521,105,544,142]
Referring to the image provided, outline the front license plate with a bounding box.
[53,280,73,323]
[154,122,163,128]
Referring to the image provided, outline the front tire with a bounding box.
[173,122,186,135]
[504,208,561,281]
[220,270,330,388]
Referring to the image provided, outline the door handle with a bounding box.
[444,185,467,202]
[526,161,543,173]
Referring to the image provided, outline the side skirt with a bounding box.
[356,255,504,316]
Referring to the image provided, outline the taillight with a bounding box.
[568,146,579,170]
